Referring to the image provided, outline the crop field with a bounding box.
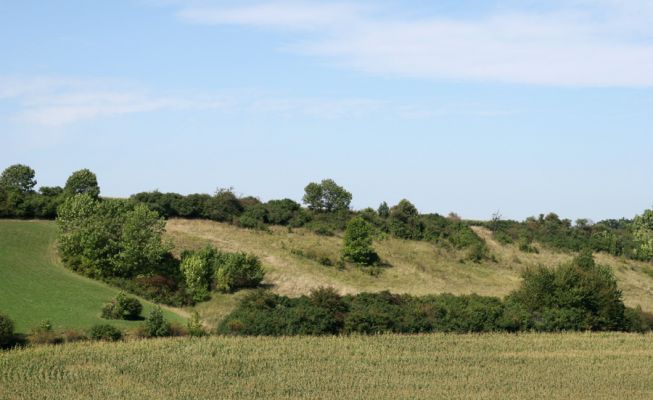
[0,220,184,333]
[1,333,652,399]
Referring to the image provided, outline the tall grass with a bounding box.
[1,333,652,399]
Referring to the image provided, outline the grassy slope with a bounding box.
[0,220,184,333]
[2,333,652,399]
[164,219,653,327]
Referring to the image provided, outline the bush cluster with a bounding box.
[342,216,379,266]
[144,307,171,337]
[57,194,171,279]
[0,312,15,348]
[488,213,653,262]
[219,253,651,336]
[180,246,265,300]
[101,293,143,320]
[88,324,123,341]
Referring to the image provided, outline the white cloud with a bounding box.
[0,77,229,126]
[178,1,363,30]
[177,1,653,86]
[0,76,515,126]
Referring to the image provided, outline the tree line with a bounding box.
[486,212,653,262]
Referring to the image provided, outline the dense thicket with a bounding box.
[0,165,105,219]
[56,194,195,306]
[487,212,653,262]
[219,253,652,336]
[342,217,379,265]
[101,293,143,320]
[0,312,15,348]
[57,194,170,278]
[180,246,265,301]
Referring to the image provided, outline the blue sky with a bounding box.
[1,0,652,221]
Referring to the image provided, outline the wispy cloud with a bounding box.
[0,76,229,126]
[176,0,653,87]
[0,76,515,126]
[179,1,363,30]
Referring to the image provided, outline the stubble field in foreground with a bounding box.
[1,333,652,399]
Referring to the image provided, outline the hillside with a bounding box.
[164,219,653,327]
[2,218,652,332]
[0,220,184,333]
[2,333,652,399]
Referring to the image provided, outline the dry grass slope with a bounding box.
[1,333,652,399]
[165,219,653,325]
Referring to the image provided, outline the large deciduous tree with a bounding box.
[57,194,170,278]
[388,199,422,240]
[0,164,36,194]
[302,179,352,212]
[64,169,100,198]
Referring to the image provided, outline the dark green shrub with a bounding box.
[288,209,311,228]
[0,313,15,348]
[144,306,171,337]
[101,292,143,320]
[342,217,379,266]
[217,290,342,336]
[202,188,243,221]
[180,247,216,302]
[343,291,404,334]
[497,300,533,332]
[89,324,123,341]
[623,306,652,333]
[265,199,301,225]
[389,200,422,240]
[238,204,269,230]
[377,202,390,218]
[214,252,265,293]
[509,252,627,331]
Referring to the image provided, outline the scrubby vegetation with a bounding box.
[219,252,651,336]
[143,306,171,338]
[487,212,653,262]
[101,293,143,320]
[88,324,123,341]
[0,313,15,348]
[2,163,653,351]
[179,246,265,301]
[342,217,379,266]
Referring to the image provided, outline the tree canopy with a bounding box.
[0,164,36,194]
[302,179,352,212]
[64,169,100,198]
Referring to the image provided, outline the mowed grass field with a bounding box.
[1,333,652,399]
[0,220,184,333]
[164,219,653,327]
